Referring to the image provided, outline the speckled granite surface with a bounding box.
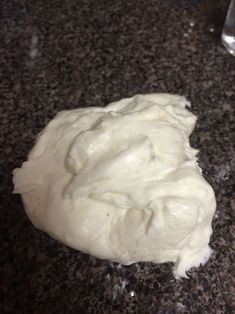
[1,0,234,313]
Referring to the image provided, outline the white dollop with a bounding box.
[13,94,216,277]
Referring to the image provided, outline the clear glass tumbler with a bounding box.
[222,0,235,56]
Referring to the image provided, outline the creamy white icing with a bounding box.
[13,94,216,277]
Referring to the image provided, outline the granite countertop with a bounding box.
[1,0,234,313]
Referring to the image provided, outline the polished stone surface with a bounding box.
[1,0,234,313]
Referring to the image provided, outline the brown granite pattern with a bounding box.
[1,0,234,313]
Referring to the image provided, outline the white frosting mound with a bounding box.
[13,94,216,277]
